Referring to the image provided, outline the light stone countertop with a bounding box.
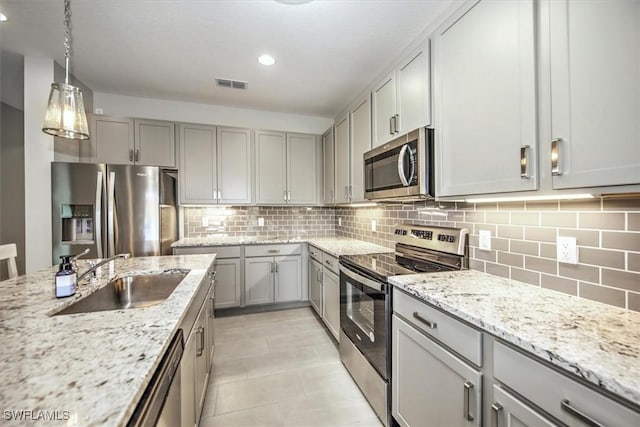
[389,269,640,408]
[0,254,215,426]
[172,236,393,257]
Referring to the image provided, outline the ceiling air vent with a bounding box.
[216,78,248,90]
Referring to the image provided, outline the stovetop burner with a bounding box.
[339,224,469,282]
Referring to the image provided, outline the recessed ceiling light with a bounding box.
[0,13,8,22]
[258,54,276,66]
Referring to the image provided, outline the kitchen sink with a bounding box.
[54,272,188,316]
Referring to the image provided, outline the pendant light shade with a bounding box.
[43,82,89,140]
[42,0,90,140]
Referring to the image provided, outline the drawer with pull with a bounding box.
[245,244,301,257]
[173,245,241,259]
[393,288,483,367]
[309,245,322,262]
[493,341,640,427]
[322,253,339,275]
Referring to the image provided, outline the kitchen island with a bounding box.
[0,254,215,426]
[389,269,640,415]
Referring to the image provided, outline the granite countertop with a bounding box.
[389,270,640,407]
[172,236,393,258]
[0,254,215,427]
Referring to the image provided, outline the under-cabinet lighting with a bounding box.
[346,202,378,208]
[465,194,596,203]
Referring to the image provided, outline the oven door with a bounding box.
[339,264,388,380]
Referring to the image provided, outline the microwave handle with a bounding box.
[397,144,415,187]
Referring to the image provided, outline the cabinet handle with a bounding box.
[213,188,218,200]
[551,138,563,176]
[268,249,280,253]
[491,403,503,427]
[560,399,604,427]
[463,381,474,421]
[287,191,291,201]
[394,114,399,133]
[520,145,530,179]
[275,262,279,273]
[129,148,134,162]
[325,260,332,267]
[270,261,274,273]
[283,190,287,201]
[389,116,394,135]
[412,312,437,329]
[209,296,215,318]
[196,327,205,357]
[134,148,140,162]
[218,190,222,200]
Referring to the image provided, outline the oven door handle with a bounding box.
[339,264,384,292]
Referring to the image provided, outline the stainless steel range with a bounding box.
[338,224,469,426]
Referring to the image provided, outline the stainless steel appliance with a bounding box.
[339,224,469,426]
[127,329,184,427]
[51,162,178,263]
[364,128,434,201]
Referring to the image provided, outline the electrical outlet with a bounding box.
[258,217,264,227]
[371,220,377,232]
[94,108,103,115]
[557,236,578,264]
[338,217,342,226]
[478,230,491,250]
[201,217,209,227]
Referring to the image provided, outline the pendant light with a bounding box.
[42,0,89,140]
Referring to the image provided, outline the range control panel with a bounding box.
[393,224,469,255]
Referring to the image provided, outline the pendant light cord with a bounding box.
[64,0,71,84]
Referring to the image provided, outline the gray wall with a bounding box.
[0,51,25,279]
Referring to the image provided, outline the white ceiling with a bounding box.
[0,0,454,118]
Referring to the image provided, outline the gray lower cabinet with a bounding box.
[245,253,302,306]
[245,256,275,306]
[322,268,340,341]
[308,257,323,316]
[392,314,482,427]
[493,341,640,427]
[274,255,302,302]
[181,326,197,427]
[491,385,556,427]
[206,282,215,370]
[193,302,208,423]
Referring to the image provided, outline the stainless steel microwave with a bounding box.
[364,127,434,201]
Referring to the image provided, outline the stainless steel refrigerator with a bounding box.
[51,162,178,264]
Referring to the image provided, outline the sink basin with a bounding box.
[54,272,187,316]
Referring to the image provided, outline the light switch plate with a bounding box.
[478,230,491,250]
[201,217,209,227]
[371,220,377,232]
[258,217,264,227]
[557,236,578,264]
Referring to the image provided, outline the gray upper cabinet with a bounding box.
[349,94,371,203]
[217,127,252,205]
[179,124,252,205]
[134,119,176,167]
[255,130,318,205]
[334,113,351,204]
[287,133,317,205]
[372,40,430,148]
[549,0,640,189]
[322,127,335,205]
[433,0,537,197]
[87,115,175,167]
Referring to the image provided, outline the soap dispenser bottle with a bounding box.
[55,255,77,298]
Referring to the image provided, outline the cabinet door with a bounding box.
[134,119,175,167]
[91,115,134,164]
[194,304,208,423]
[245,256,275,306]
[255,130,287,204]
[217,127,252,204]
[287,133,317,205]
[322,269,340,341]
[178,124,217,204]
[397,42,430,133]
[322,127,335,204]
[372,72,397,147]
[308,258,323,316]
[214,258,242,309]
[274,255,302,302]
[334,114,351,203]
[392,315,482,427]
[434,0,537,197]
[350,95,371,203]
[180,329,196,427]
[492,385,556,427]
[550,0,640,189]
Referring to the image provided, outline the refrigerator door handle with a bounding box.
[107,171,116,258]
[95,171,104,259]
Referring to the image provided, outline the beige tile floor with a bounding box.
[199,307,384,427]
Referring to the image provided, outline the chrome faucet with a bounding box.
[77,253,130,283]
